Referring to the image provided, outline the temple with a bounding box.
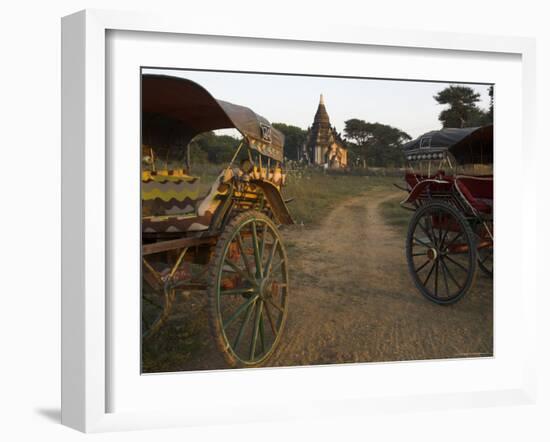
[301,94,348,168]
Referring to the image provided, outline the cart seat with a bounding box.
[142,169,201,215]
[142,169,230,233]
[455,175,493,214]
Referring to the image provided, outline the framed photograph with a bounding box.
[61,9,537,432]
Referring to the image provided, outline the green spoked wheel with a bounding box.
[406,201,478,305]
[141,259,176,339]
[208,210,289,368]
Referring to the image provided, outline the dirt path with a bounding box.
[271,188,493,366]
[147,187,493,372]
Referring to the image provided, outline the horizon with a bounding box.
[144,68,492,140]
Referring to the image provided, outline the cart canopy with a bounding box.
[402,125,493,165]
[142,74,284,162]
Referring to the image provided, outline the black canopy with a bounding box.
[403,125,493,165]
[142,74,284,162]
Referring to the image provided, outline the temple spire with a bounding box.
[301,93,348,168]
[313,94,330,125]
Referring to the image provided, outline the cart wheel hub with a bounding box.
[259,279,270,298]
[427,248,438,261]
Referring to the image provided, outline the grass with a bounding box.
[141,293,212,373]
[283,172,396,226]
[142,322,203,373]
[191,163,225,195]
[378,193,412,234]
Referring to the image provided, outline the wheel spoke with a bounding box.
[236,233,253,278]
[269,258,284,276]
[251,222,263,278]
[423,261,436,286]
[441,258,461,289]
[434,260,439,297]
[233,299,256,350]
[445,231,463,249]
[264,239,279,278]
[223,294,259,330]
[418,220,435,245]
[264,296,285,314]
[263,301,278,335]
[415,259,431,273]
[413,236,432,248]
[444,255,469,273]
[259,225,267,264]
[437,210,443,247]
[259,309,266,354]
[220,287,256,296]
[249,300,263,360]
[440,259,451,297]
[439,219,450,246]
[223,258,256,284]
[427,216,438,247]
[480,252,492,265]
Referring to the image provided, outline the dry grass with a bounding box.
[378,193,412,234]
[283,171,397,226]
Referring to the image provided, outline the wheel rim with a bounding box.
[215,217,288,365]
[407,204,477,303]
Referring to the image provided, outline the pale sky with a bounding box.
[144,68,492,139]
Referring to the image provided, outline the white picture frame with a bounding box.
[61,9,537,433]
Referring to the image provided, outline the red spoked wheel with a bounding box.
[406,201,478,304]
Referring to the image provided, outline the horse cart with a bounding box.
[400,125,493,304]
[141,75,293,367]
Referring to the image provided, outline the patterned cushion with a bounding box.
[142,169,230,233]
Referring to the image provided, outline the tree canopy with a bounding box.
[272,123,307,161]
[187,124,307,166]
[344,119,411,167]
[434,85,492,128]
[188,131,242,164]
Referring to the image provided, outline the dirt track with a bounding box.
[272,189,493,366]
[148,188,493,372]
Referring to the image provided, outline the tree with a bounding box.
[272,123,307,161]
[344,119,411,167]
[343,118,373,146]
[488,85,494,117]
[484,85,494,124]
[344,119,375,167]
[474,85,494,126]
[434,85,487,128]
[189,131,243,164]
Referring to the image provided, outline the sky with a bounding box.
[144,68,492,140]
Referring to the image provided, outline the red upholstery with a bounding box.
[455,176,493,213]
[404,173,493,214]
